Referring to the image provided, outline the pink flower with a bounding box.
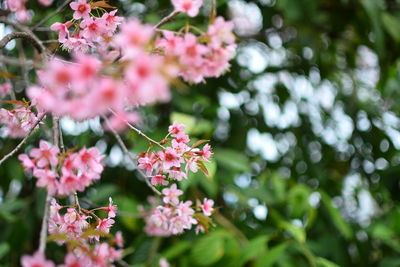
[175,132,190,144]
[96,218,115,234]
[162,184,183,205]
[208,17,235,48]
[0,83,11,98]
[200,144,212,160]
[102,197,117,218]
[21,251,55,267]
[151,174,169,186]
[59,253,90,267]
[80,17,106,41]
[33,169,59,195]
[168,122,185,136]
[168,168,187,181]
[200,198,214,216]
[159,147,181,170]
[38,0,53,6]
[50,22,71,42]
[18,154,35,170]
[58,170,79,195]
[75,147,104,174]
[171,0,203,17]
[70,0,91,20]
[114,231,124,248]
[102,10,124,34]
[138,154,155,176]
[29,140,59,168]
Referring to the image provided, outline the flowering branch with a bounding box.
[0,113,45,167]
[103,116,162,195]
[108,109,165,149]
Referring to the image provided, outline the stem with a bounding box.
[153,10,180,29]
[102,115,162,195]
[108,109,165,149]
[0,113,45,167]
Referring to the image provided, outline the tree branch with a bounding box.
[0,32,44,53]
[0,17,46,52]
[103,116,162,196]
[154,10,180,29]
[0,113,45,166]
[39,116,60,253]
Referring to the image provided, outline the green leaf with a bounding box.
[320,191,352,239]
[280,222,306,243]
[382,13,400,42]
[162,241,191,260]
[0,243,9,260]
[214,148,250,173]
[254,242,290,267]
[316,257,341,267]
[191,232,224,265]
[239,236,268,264]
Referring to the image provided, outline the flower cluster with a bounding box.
[143,188,214,236]
[0,105,40,138]
[21,198,123,267]
[156,16,236,83]
[51,0,123,52]
[6,0,52,22]
[18,140,104,196]
[0,83,11,99]
[138,122,212,186]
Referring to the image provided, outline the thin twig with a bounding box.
[103,116,162,195]
[0,32,44,53]
[33,0,73,30]
[0,114,45,166]
[153,10,180,29]
[39,116,60,253]
[108,109,165,149]
[0,55,38,68]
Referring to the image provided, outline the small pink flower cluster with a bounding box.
[143,189,214,236]
[0,83,11,98]
[21,198,123,267]
[51,0,123,52]
[6,0,52,22]
[138,122,212,186]
[156,16,236,83]
[0,105,40,138]
[18,140,104,196]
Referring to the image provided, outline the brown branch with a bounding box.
[0,32,44,53]
[0,17,46,53]
[0,55,38,67]
[103,116,162,196]
[0,113,45,166]
[153,10,180,29]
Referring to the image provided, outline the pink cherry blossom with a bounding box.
[162,184,183,205]
[96,218,115,234]
[0,83,11,98]
[151,174,169,186]
[29,140,59,168]
[168,122,185,136]
[172,0,203,17]
[38,0,53,6]
[21,251,55,267]
[200,198,214,216]
[102,197,118,218]
[33,169,59,195]
[70,0,91,20]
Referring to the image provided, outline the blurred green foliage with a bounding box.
[2,0,400,266]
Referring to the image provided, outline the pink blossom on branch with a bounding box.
[172,0,204,17]
[21,251,55,267]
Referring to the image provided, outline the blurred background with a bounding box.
[2,0,400,266]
